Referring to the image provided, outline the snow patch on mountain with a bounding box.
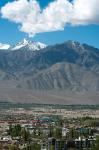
[0,39,47,51]
[0,43,10,50]
[12,39,47,51]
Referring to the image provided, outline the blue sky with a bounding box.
[0,0,99,48]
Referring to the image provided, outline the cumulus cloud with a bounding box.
[0,0,99,36]
[72,0,99,25]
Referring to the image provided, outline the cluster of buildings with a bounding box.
[43,137,96,150]
[0,105,99,149]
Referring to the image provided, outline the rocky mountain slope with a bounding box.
[19,62,99,91]
[0,39,99,103]
[0,40,99,91]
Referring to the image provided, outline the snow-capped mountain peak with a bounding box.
[0,43,10,50]
[23,38,29,45]
[12,38,47,51]
[0,39,47,51]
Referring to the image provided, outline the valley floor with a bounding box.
[0,86,99,104]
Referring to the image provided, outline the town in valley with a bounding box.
[0,102,99,150]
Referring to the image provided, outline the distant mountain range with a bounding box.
[0,39,99,104]
[0,39,99,91]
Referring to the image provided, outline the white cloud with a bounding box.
[1,0,99,36]
[72,0,99,25]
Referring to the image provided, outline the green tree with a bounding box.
[23,143,40,150]
[21,128,30,143]
[54,127,62,139]
[67,128,79,140]
[50,145,55,150]
[8,124,21,137]
[91,136,99,150]
[49,125,54,137]
[9,145,18,150]
[0,144,3,150]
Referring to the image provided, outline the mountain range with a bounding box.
[0,39,99,104]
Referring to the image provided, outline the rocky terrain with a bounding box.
[0,39,99,103]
